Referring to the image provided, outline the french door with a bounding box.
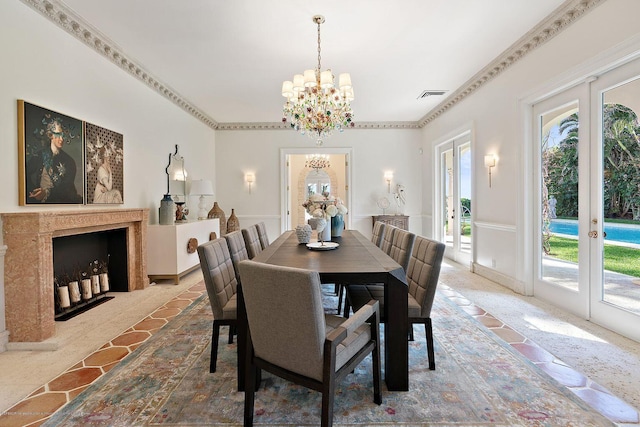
[437,135,472,265]
[533,58,640,341]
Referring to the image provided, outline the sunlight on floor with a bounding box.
[523,315,607,344]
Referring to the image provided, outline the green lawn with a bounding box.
[548,235,640,277]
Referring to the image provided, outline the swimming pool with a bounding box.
[549,219,640,246]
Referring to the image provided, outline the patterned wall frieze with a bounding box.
[417,0,606,127]
[215,121,421,131]
[21,0,604,131]
[19,0,219,130]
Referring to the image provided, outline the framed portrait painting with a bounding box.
[18,100,85,205]
[84,122,124,204]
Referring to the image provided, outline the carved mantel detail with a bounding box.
[1,208,149,343]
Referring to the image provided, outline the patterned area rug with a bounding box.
[44,286,613,426]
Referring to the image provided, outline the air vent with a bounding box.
[417,90,447,99]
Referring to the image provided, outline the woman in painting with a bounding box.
[93,144,122,204]
[26,119,82,204]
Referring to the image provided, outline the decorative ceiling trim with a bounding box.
[20,0,219,130]
[21,0,603,131]
[417,0,606,127]
[216,121,420,131]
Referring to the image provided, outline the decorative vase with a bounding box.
[81,278,92,300]
[68,281,81,303]
[208,202,227,234]
[91,275,101,294]
[331,214,344,237]
[159,194,174,225]
[227,208,240,233]
[99,273,110,292]
[57,286,71,309]
[295,224,313,244]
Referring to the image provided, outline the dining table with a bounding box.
[237,229,409,392]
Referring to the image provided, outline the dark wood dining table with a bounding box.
[237,230,409,392]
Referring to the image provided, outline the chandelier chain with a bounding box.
[317,19,322,78]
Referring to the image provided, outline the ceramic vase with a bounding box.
[208,202,227,234]
[91,275,101,294]
[331,214,344,237]
[159,194,174,225]
[57,286,70,309]
[296,224,313,244]
[68,281,81,303]
[226,208,240,233]
[99,273,110,292]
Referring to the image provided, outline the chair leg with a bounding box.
[409,324,414,341]
[343,295,351,318]
[337,284,344,314]
[244,360,256,426]
[372,342,382,405]
[211,321,221,373]
[228,324,235,344]
[425,318,435,370]
[321,386,335,427]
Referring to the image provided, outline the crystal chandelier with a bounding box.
[305,154,331,172]
[281,15,354,146]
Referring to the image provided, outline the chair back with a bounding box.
[387,228,416,272]
[255,222,270,250]
[224,230,249,282]
[371,221,386,248]
[238,260,326,381]
[242,225,263,259]
[406,236,445,318]
[197,238,238,320]
[379,225,396,254]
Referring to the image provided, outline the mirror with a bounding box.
[166,145,188,202]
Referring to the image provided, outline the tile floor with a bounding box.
[0,266,639,426]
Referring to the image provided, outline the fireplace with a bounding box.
[1,209,149,342]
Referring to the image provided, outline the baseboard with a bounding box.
[6,339,59,352]
[0,330,9,353]
[471,263,526,295]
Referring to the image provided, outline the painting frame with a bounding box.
[18,100,85,205]
[84,122,124,205]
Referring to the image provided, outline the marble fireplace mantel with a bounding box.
[1,208,149,344]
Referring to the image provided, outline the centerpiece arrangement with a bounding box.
[302,192,348,240]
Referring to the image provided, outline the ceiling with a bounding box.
[27,0,599,128]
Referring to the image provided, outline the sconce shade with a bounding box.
[245,173,254,183]
[189,179,214,196]
[484,155,496,168]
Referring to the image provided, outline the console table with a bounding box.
[372,215,409,231]
[147,218,219,284]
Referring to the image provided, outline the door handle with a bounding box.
[588,230,598,238]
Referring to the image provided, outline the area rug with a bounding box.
[44,287,614,426]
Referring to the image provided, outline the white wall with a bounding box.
[215,128,422,241]
[421,0,640,290]
[0,1,216,224]
[0,1,216,347]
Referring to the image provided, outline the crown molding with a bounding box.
[19,0,219,130]
[417,0,606,127]
[216,121,421,131]
[21,0,603,132]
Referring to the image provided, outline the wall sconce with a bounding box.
[245,173,255,194]
[484,154,497,188]
[384,171,393,193]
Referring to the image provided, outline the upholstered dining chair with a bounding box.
[343,227,416,317]
[371,221,387,248]
[335,221,388,313]
[224,230,249,284]
[197,238,238,373]
[255,221,270,250]
[242,225,263,259]
[238,260,382,427]
[345,235,445,370]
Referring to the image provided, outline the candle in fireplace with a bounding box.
[57,286,71,308]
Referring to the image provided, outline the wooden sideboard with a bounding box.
[147,218,219,284]
[372,215,409,231]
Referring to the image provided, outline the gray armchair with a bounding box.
[238,260,382,427]
[255,221,270,250]
[196,238,238,373]
[224,230,249,284]
[242,225,263,259]
[345,235,445,370]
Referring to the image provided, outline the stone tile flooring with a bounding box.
[0,280,638,426]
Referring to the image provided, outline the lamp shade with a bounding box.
[189,179,214,196]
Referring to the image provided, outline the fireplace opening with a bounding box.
[53,228,128,320]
